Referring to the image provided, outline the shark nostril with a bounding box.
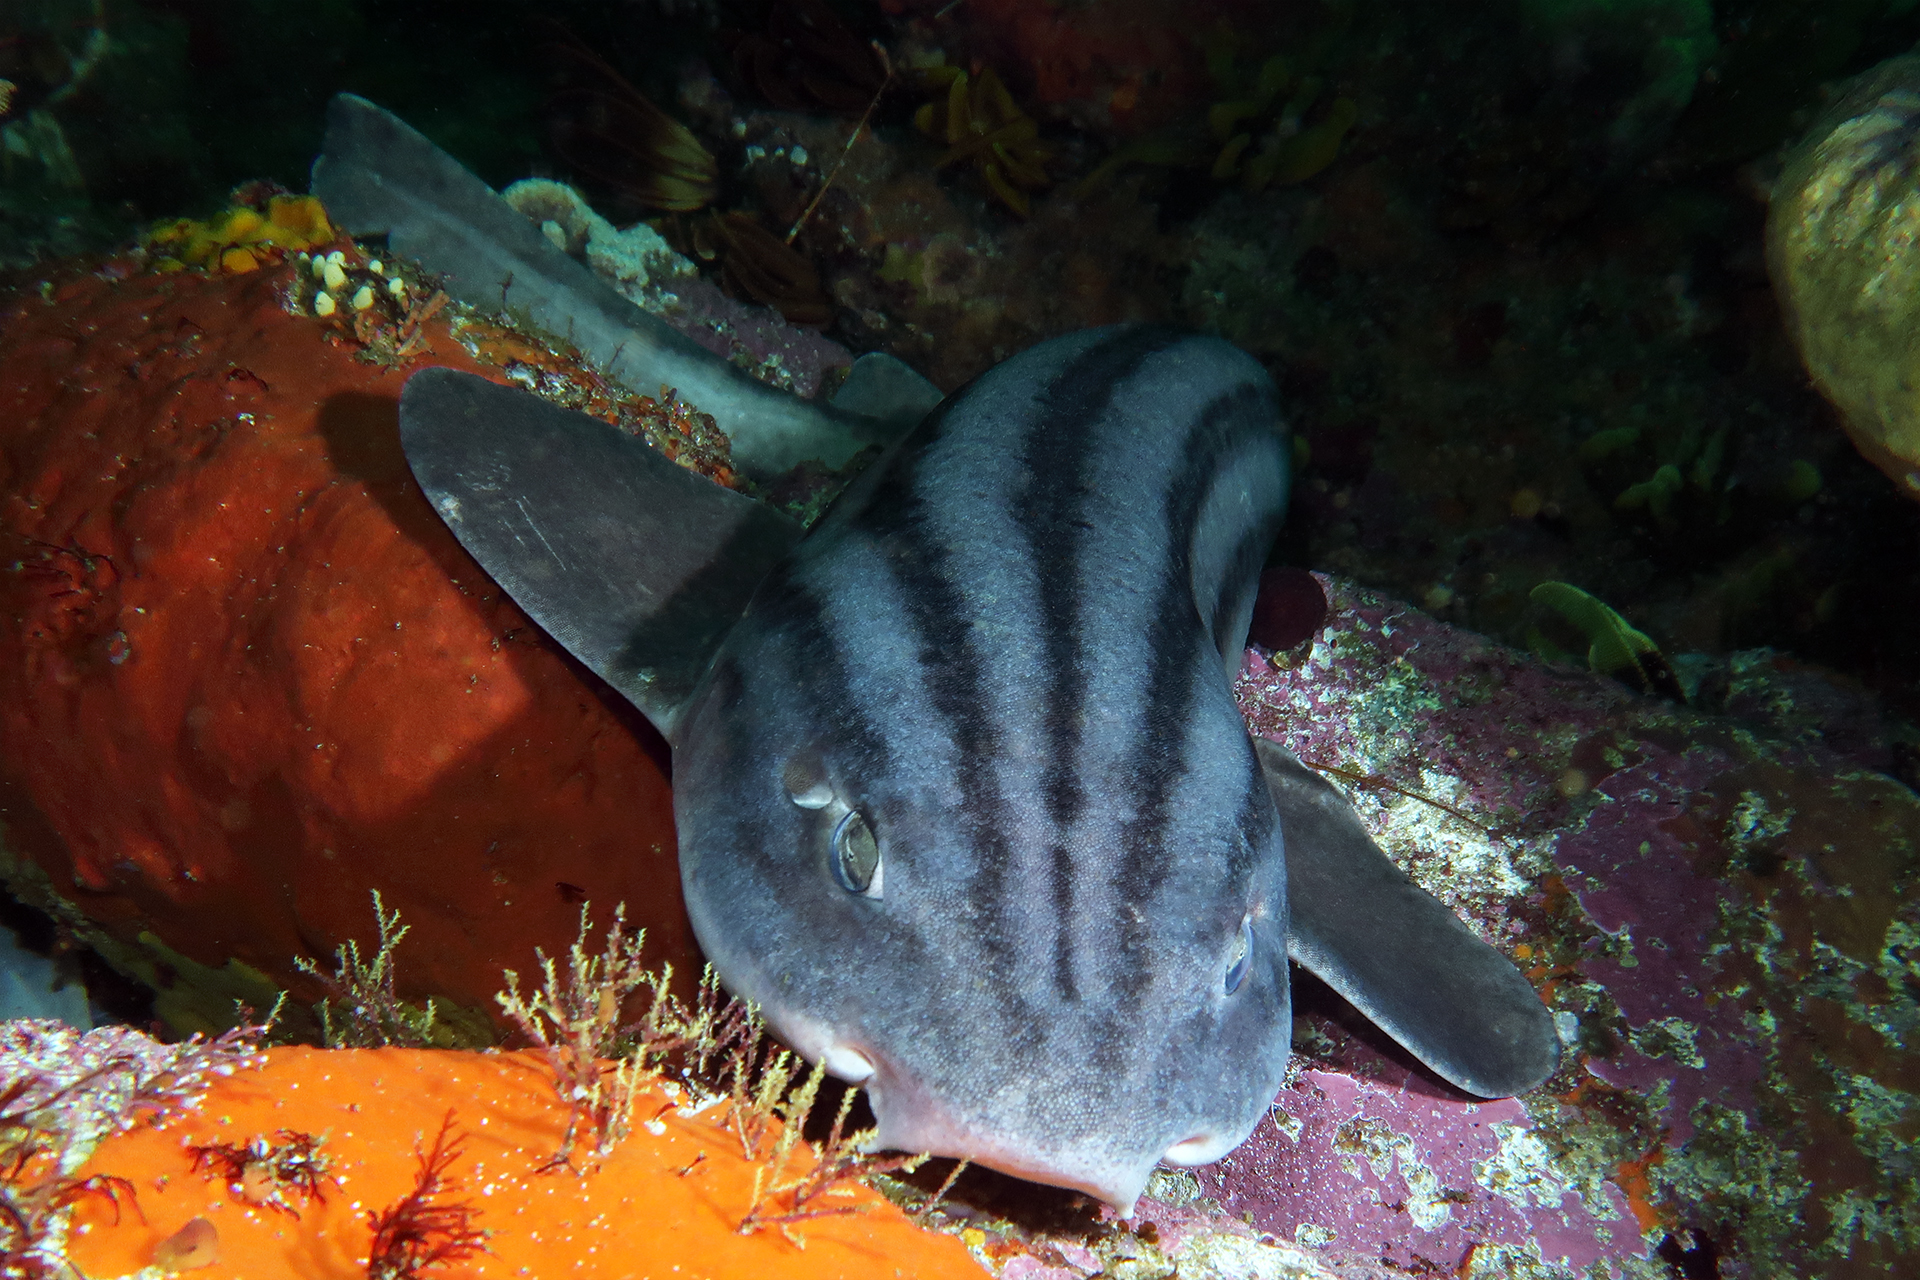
[1161,1132,1226,1166]
[821,1043,876,1083]
[783,756,834,808]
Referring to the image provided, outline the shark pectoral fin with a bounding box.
[1256,738,1562,1097]
[830,352,945,430]
[398,367,803,737]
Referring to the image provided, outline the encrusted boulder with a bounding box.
[0,257,699,1034]
[1769,52,1920,499]
[1178,576,1920,1278]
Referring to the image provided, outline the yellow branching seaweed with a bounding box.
[495,903,661,1168]
[1205,55,1357,191]
[915,65,1052,217]
[1079,44,1356,195]
[736,1058,928,1246]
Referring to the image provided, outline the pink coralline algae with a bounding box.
[0,1020,267,1279]
[654,270,854,401]
[1155,574,1920,1280]
[1198,1064,1626,1276]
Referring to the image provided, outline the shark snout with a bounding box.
[771,1016,1272,1216]
[837,1049,1203,1216]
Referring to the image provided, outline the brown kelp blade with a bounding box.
[697,211,832,327]
[546,37,717,213]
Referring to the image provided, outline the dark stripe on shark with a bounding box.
[704,654,782,889]
[847,330,1276,1034]
[860,327,1188,1013]
[1050,843,1077,1003]
[747,566,893,799]
[1230,736,1276,884]
[1021,326,1182,1005]
[1020,327,1189,1003]
[1111,382,1284,1009]
[845,440,1039,1041]
[1023,327,1186,837]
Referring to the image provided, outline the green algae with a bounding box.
[1614,463,1684,519]
[1517,0,1716,156]
[1651,1101,1813,1273]
[1529,581,1672,694]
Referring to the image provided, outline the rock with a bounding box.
[1188,575,1920,1277]
[1769,52,1920,499]
[0,921,89,1026]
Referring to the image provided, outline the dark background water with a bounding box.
[5,0,1919,760]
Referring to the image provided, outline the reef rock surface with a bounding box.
[1142,575,1920,1280]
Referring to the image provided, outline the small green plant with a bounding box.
[494,901,793,1171]
[700,985,937,1242]
[735,1056,928,1245]
[1613,462,1684,520]
[727,1033,805,1165]
[489,902,938,1239]
[295,891,440,1049]
[1529,581,1683,700]
[495,902,661,1168]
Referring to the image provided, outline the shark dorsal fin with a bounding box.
[398,367,802,737]
[313,92,915,480]
[1259,738,1562,1097]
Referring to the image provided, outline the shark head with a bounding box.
[656,328,1313,1211]
[669,574,1294,1213]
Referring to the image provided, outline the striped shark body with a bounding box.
[399,327,1561,1214]
[671,327,1294,1206]
[321,81,1557,1215]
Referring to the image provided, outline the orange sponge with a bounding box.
[0,256,690,1034]
[66,1046,985,1280]
[147,195,337,272]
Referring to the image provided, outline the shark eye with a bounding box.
[1224,915,1254,994]
[831,809,883,898]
